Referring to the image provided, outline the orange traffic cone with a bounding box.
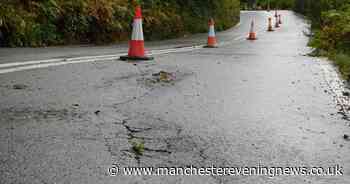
[267,17,274,32]
[275,16,280,28]
[120,6,153,61]
[247,20,257,40]
[204,18,218,48]
[278,14,282,24]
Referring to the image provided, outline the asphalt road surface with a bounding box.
[1,11,350,184]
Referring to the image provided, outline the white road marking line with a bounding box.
[0,54,125,69]
[0,46,205,74]
[0,58,63,68]
[0,57,121,74]
[0,46,203,69]
[0,18,269,75]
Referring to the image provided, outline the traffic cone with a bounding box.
[275,16,280,28]
[204,18,218,48]
[247,20,257,40]
[267,17,274,32]
[278,14,282,24]
[120,6,153,61]
[274,10,278,18]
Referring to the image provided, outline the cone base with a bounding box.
[247,37,258,40]
[120,55,154,61]
[267,28,275,32]
[204,45,218,48]
[247,32,257,40]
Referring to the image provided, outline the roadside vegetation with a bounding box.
[241,0,294,10]
[294,0,350,81]
[0,0,240,47]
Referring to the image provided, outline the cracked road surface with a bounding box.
[1,11,350,184]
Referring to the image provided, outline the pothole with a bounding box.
[137,70,194,88]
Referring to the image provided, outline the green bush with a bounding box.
[241,0,295,10]
[295,0,350,80]
[332,53,350,80]
[0,0,240,47]
[309,7,350,53]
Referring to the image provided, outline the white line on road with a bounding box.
[0,58,63,69]
[0,54,127,69]
[0,57,122,74]
[0,45,205,74]
[0,15,269,75]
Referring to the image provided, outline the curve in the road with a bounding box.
[0,11,271,75]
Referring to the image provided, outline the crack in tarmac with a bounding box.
[94,109,217,171]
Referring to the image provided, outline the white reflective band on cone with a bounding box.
[131,19,144,41]
[250,22,254,33]
[209,26,216,37]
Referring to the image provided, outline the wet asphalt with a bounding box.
[0,11,350,184]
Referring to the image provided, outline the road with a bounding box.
[1,11,350,184]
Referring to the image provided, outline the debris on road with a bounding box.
[138,69,193,88]
[151,71,176,83]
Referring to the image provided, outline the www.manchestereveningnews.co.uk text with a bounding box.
[108,164,344,177]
